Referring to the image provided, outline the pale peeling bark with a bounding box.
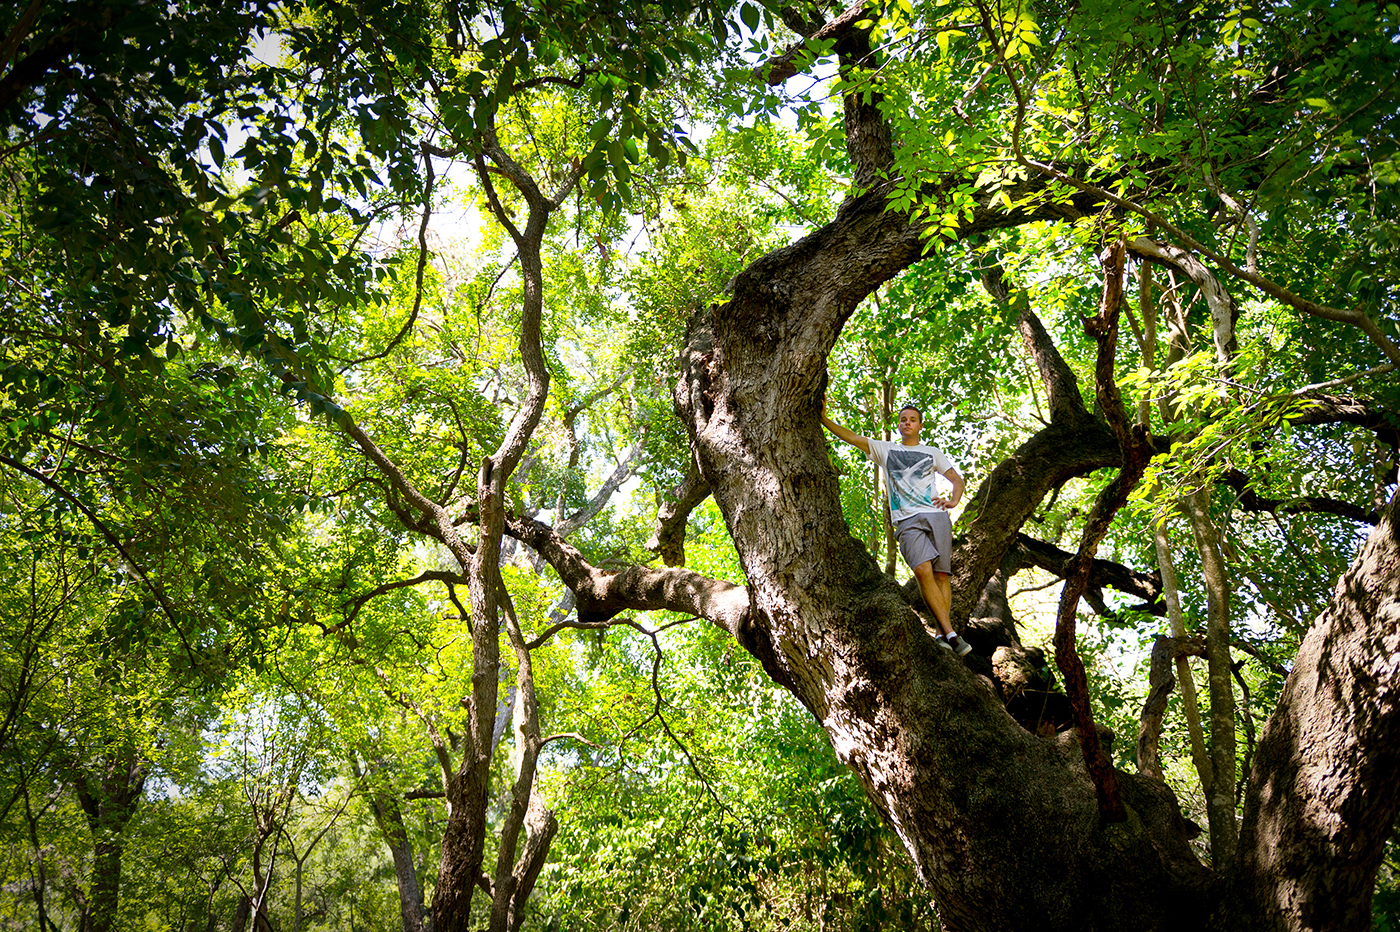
[506,789,557,932]
[1129,236,1239,361]
[1133,235,1242,865]
[1229,488,1400,932]
[487,586,554,932]
[1152,523,1214,790]
[373,794,431,932]
[1184,487,1240,868]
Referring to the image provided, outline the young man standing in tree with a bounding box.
[822,400,972,655]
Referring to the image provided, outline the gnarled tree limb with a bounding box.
[645,466,712,566]
[504,512,748,636]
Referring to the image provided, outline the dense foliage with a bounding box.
[2,0,1397,930]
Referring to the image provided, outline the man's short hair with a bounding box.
[898,403,923,422]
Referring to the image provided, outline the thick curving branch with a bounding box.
[1051,241,1152,821]
[504,513,749,636]
[755,3,871,85]
[1010,534,1163,611]
[1286,394,1400,448]
[645,466,713,566]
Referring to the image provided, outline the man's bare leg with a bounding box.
[912,560,954,637]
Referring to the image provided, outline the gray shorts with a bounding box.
[895,511,952,575]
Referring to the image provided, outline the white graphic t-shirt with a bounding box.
[866,439,956,525]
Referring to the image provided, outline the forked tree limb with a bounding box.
[645,466,713,566]
[1137,635,1208,779]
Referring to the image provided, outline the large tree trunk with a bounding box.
[663,181,1400,928]
[669,192,1400,927]
[498,142,1400,932]
[495,19,1400,927]
[1228,486,1400,932]
[461,79,1400,925]
[669,187,1211,930]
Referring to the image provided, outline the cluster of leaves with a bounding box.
[528,620,937,932]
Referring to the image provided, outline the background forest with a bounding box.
[1,0,1398,931]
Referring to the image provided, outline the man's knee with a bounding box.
[911,559,935,580]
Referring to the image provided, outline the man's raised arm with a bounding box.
[821,399,871,455]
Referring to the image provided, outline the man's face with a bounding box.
[898,407,922,442]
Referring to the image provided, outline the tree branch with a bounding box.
[556,438,643,538]
[504,513,748,635]
[982,262,1091,424]
[644,466,713,567]
[1011,534,1163,610]
[1137,635,1207,779]
[755,3,870,85]
[341,146,435,369]
[1052,241,1148,822]
[1221,469,1382,526]
[335,569,470,631]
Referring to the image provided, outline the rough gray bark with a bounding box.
[466,38,1400,924]
[1228,487,1400,932]
[658,200,1399,931]
[451,44,1204,924]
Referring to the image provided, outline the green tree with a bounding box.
[6,1,1400,932]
